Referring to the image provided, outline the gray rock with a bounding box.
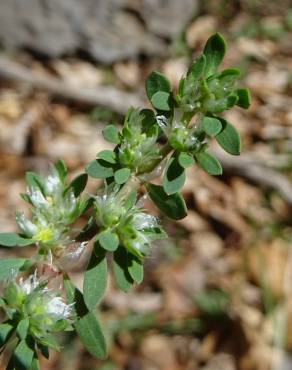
[0,0,198,63]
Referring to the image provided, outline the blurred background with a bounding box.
[0,0,292,369]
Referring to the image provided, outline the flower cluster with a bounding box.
[118,108,160,173]
[94,185,166,259]
[179,64,242,115]
[157,111,203,153]
[16,162,87,256]
[1,273,73,345]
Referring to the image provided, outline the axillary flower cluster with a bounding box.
[16,162,87,257]
[0,33,250,369]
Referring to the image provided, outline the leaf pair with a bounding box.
[83,241,144,312]
[64,278,107,360]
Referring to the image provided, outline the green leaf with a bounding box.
[236,88,251,109]
[0,323,14,347]
[39,334,60,351]
[178,152,195,168]
[128,255,144,284]
[124,191,137,211]
[14,339,34,370]
[37,343,49,359]
[64,278,107,359]
[0,258,29,281]
[195,151,223,175]
[113,247,134,292]
[163,157,186,195]
[69,173,88,197]
[147,184,187,220]
[203,33,226,77]
[187,54,206,80]
[97,150,117,164]
[219,68,241,79]
[151,91,171,111]
[17,319,29,340]
[114,168,131,185]
[226,93,238,109]
[25,172,44,192]
[140,109,157,130]
[98,231,119,252]
[0,233,34,247]
[55,159,68,182]
[202,116,222,136]
[30,355,40,370]
[86,159,114,179]
[84,242,107,309]
[145,71,171,100]
[102,124,120,144]
[216,118,241,155]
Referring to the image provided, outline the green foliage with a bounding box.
[84,242,108,309]
[0,33,250,369]
[64,278,107,359]
[203,33,226,77]
[163,156,186,195]
[146,71,171,100]
[202,116,222,136]
[178,152,195,168]
[147,184,187,220]
[98,231,119,251]
[114,168,131,185]
[195,151,222,175]
[0,233,33,247]
[86,159,114,178]
[69,173,88,197]
[113,247,134,292]
[151,91,171,111]
[102,124,120,144]
[216,118,241,155]
[0,323,13,346]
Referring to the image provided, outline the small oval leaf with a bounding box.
[114,168,131,185]
[151,91,171,111]
[216,119,241,155]
[203,33,226,77]
[0,233,34,247]
[147,184,187,220]
[163,157,186,195]
[102,124,120,144]
[202,116,222,136]
[86,159,114,179]
[145,71,171,100]
[128,255,144,284]
[64,278,107,359]
[236,88,251,109]
[69,173,88,196]
[113,247,134,292]
[84,242,107,309]
[178,152,195,168]
[98,231,119,252]
[0,258,29,281]
[97,150,116,164]
[195,151,223,175]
